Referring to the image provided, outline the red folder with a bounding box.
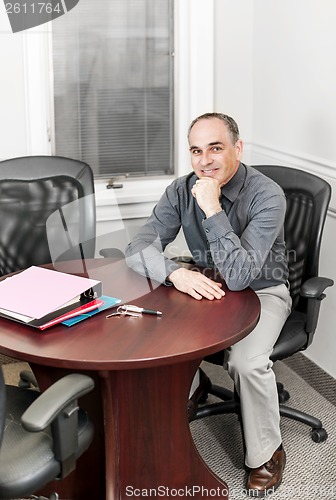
[38,299,104,330]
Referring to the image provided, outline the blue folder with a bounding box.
[62,295,121,327]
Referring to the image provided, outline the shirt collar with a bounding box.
[220,162,246,203]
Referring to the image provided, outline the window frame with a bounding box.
[23,0,215,203]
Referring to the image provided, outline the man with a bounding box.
[125,112,292,496]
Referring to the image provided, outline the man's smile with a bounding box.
[201,168,219,175]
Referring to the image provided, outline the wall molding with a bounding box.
[249,142,336,215]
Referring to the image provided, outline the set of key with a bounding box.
[106,304,162,319]
[106,306,141,319]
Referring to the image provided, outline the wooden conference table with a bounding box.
[0,258,260,500]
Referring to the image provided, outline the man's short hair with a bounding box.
[188,112,240,144]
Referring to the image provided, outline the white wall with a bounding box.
[214,0,336,378]
[0,11,29,158]
[214,0,254,147]
[252,0,336,163]
[0,5,50,159]
[251,0,336,379]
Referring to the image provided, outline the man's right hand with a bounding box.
[167,268,225,301]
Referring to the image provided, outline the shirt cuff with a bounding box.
[202,210,233,240]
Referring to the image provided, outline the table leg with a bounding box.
[99,360,229,500]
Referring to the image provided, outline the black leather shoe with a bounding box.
[246,447,286,497]
[188,369,211,421]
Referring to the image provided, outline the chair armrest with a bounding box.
[21,373,94,432]
[21,373,95,478]
[300,276,334,299]
[299,276,334,341]
[99,248,124,259]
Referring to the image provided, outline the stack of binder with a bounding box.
[0,266,119,330]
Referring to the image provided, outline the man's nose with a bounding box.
[200,151,213,167]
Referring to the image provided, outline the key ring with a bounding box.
[106,306,141,319]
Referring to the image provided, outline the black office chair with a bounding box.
[0,156,97,497]
[0,368,94,500]
[0,155,96,277]
[191,166,333,443]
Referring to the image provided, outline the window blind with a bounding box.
[52,0,174,178]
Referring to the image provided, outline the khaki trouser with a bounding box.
[190,283,292,469]
[224,283,292,468]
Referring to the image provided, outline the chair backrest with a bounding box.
[0,156,96,277]
[253,166,331,309]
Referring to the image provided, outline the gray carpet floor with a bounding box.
[1,355,336,499]
[191,359,336,499]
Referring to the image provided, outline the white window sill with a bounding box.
[95,176,175,205]
[94,176,176,221]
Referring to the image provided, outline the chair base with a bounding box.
[279,405,328,442]
[193,383,328,443]
[31,493,59,500]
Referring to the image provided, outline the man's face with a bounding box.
[188,117,243,187]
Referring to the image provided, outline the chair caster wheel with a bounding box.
[278,390,290,403]
[311,428,328,443]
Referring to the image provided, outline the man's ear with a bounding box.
[235,139,243,160]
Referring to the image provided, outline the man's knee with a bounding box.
[227,351,272,381]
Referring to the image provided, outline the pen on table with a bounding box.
[123,305,163,316]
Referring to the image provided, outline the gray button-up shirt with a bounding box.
[125,163,289,291]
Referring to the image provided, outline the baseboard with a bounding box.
[282,352,336,407]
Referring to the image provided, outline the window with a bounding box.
[51,0,174,179]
